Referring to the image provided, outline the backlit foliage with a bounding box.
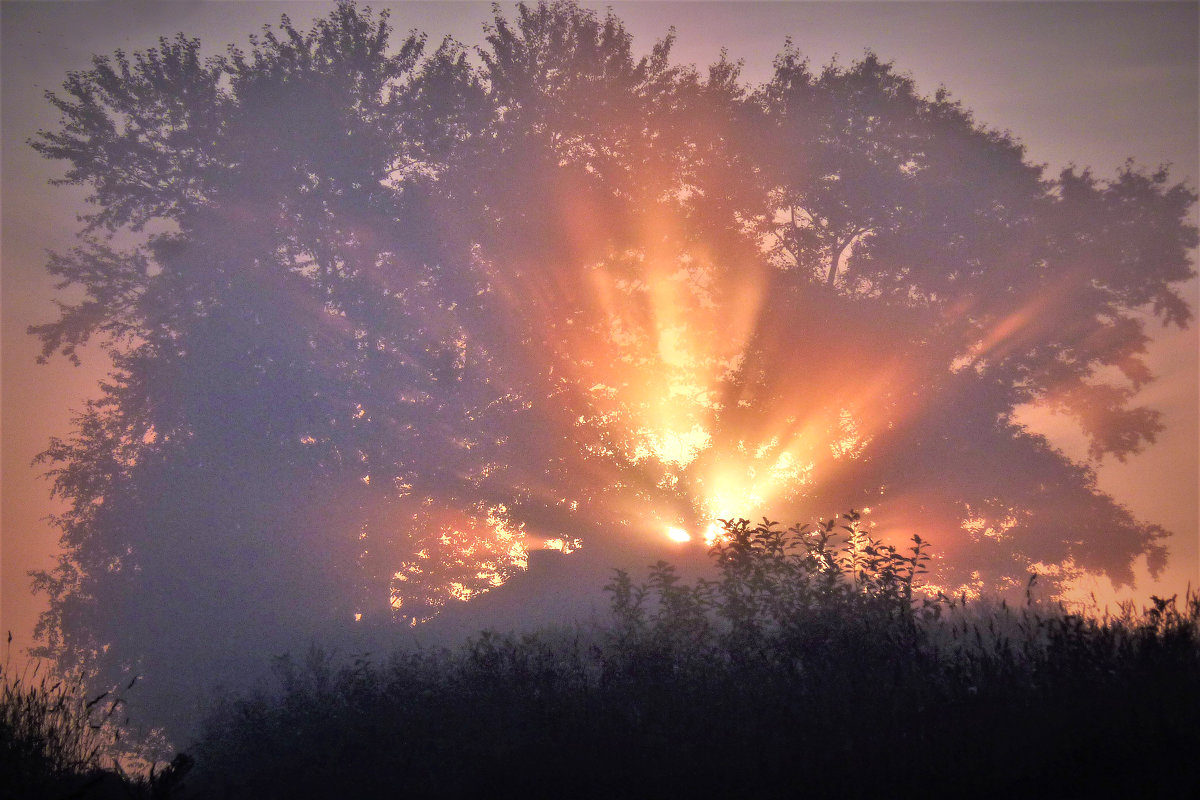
[188,522,1200,798]
[26,0,1195,739]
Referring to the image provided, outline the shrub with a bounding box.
[190,514,1200,798]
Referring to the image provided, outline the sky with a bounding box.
[2,0,1197,669]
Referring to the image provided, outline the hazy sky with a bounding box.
[3,1,1197,661]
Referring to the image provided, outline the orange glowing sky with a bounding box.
[2,2,1197,659]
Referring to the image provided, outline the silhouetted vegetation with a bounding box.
[0,641,191,799]
[6,515,1197,796]
[24,0,1196,748]
[184,515,1200,799]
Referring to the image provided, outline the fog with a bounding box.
[2,1,1195,746]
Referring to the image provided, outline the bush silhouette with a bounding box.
[189,513,1200,799]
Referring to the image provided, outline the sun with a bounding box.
[665,526,692,543]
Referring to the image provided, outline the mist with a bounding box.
[2,1,1196,758]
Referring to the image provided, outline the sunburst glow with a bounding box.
[21,0,1192,667]
[665,526,692,543]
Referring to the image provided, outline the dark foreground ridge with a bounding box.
[5,515,1199,798]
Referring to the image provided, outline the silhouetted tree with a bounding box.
[27,0,1194,737]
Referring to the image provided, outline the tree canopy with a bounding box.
[28,1,1196,735]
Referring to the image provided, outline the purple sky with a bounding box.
[3,1,1197,660]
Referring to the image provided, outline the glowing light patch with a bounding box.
[630,425,713,468]
[543,536,582,553]
[666,526,691,543]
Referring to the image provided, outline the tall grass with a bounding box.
[1,639,191,799]
[192,514,1200,799]
[1,640,117,797]
[10,515,1195,797]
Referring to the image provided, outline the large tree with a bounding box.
[28,1,1195,736]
